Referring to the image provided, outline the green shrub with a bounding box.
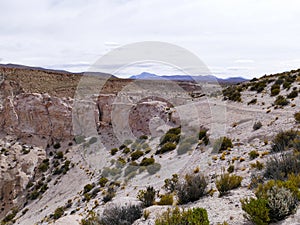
[147,163,161,175]
[100,204,142,225]
[157,194,173,205]
[119,144,127,150]
[248,98,257,105]
[287,90,298,98]
[53,207,65,220]
[275,78,284,85]
[53,142,61,149]
[139,157,155,166]
[156,142,177,154]
[222,86,241,101]
[177,142,192,155]
[212,137,233,153]
[264,153,300,180]
[249,150,259,160]
[216,173,243,196]
[283,81,291,89]
[81,211,100,225]
[160,133,180,146]
[251,180,299,223]
[122,147,130,154]
[167,127,181,135]
[294,112,300,123]
[198,128,209,145]
[274,95,289,106]
[103,186,116,203]
[176,173,207,204]
[266,185,298,221]
[38,160,49,172]
[271,130,298,152]
[253,121,262,130]
[250,161,264,170]
[139,135,148,140]
[55,151,64,159]
[271,88,280,96]
[137,186,157,207]
[131,150,144,160]
[250,80,267,93]
[110,148,118,156]
[99,177,109,187]
[2,208,18,224]
[83,183,95,194]
[227,165,234,173]
[163,174,179,193]
[155,207,209,225]
[241,197,270,225]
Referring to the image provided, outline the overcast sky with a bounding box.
[1,0,300,78]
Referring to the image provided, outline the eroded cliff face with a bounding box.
[0,93,73,147]
[0,138,46,218]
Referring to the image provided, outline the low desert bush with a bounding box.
[139,157,155,166]
[222,86,241,101]
[241,197,270,225]
[131,150,144,161]
[249,150,259,160]
[110,148,118,156]
[99,177,108,187]
[160,127,181,145]
[156,143,177,154]
[250,161,264,170]
[100,204,142,225]
[216,173,243,197]
[137,186,157,207]
[264,153,300,180]
[160,133,180,146]
[176,173,207,204]
[294,112,300,123]
[271,88,280,96]
[157,194,173,205]
[266,185,298,221]
[83,183,95,194]
[81,211,100,225]
[274,95,289,106]
[163,174,179,193]
[103,186,116,203]
[242,180,299,224]
[271,130,298,152]
[53,207,65,220]
[248,98,257,105]
[227,164,234,173]
[155,207,209,225]
[212,137,233,153]
[253,121,262,130]
[287,90,298,98]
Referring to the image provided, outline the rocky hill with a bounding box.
[1,65,300,225]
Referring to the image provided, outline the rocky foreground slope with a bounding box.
[1,65,300,225]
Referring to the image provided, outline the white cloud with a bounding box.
[234,59,255,64]
[0,0,300,78]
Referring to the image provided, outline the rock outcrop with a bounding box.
[0,93,73,147]
[0,138,46,218]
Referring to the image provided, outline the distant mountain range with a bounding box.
[130,72,248,84]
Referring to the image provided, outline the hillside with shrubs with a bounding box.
[1,66,300,225]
